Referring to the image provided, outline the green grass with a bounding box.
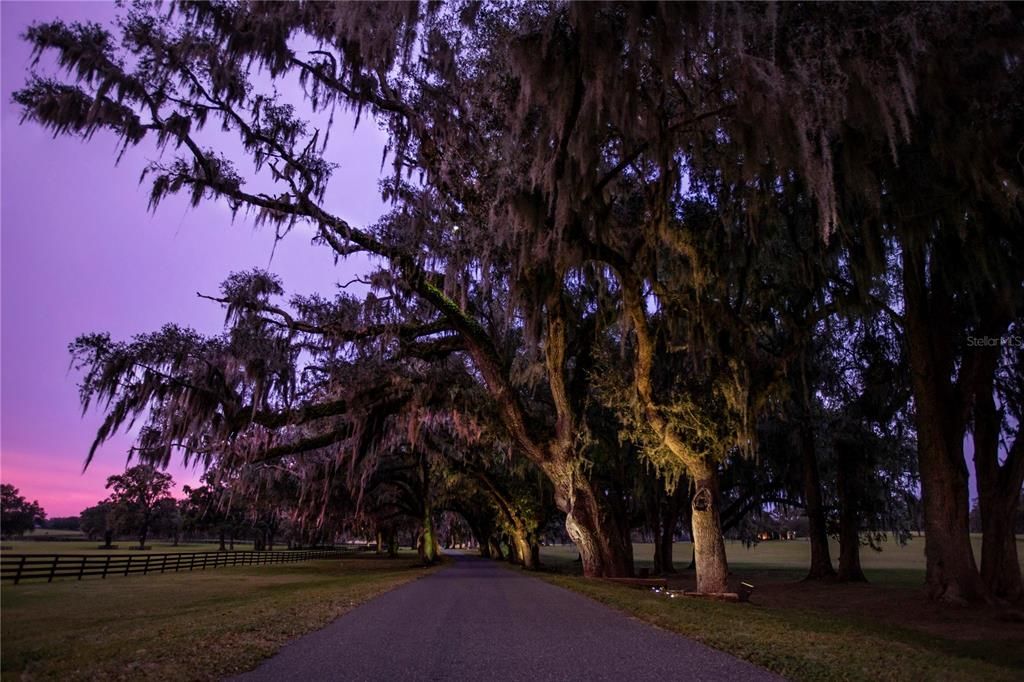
[541,574,1023,682]
[535,537,1024,681]
[1,551,435,681]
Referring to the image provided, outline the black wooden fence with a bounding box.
[1,549,344,585]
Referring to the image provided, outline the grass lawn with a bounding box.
[1,551,435,681]
[537,537,1024,682]
[542,534,1023,580]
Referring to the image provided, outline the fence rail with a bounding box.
[0,549,344,585]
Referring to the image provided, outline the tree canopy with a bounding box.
[16,1,1023,602]
[1,484,47,537]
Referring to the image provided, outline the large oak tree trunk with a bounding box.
[902,242,987,603]
[509,525,541,570]
[914,405,984,601]
[689,458,729,593]
[419,503,440,565]
[544,460,633,577]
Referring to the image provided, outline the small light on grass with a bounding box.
[739,581,755,602]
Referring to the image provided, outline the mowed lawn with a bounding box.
[539,536,1024,682]
[1,552,435,681]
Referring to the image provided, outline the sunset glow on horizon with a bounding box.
[0,1,384,518]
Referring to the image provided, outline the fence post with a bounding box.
[143,555,151,575]
[189,554,196,571]
[79,556,87,581]
[103,555,111,579]
[47,556,58,583]
[125,556,133,576]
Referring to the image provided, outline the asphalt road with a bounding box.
[232,552,782,682]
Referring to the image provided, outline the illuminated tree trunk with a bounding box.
[509,526,541,570]
[521,529,540,569]
[544,459,633,577]
[419,507,440,565]
[689,458,729,593]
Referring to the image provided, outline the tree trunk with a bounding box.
[419,502,440,565]
[138,525,148,550]
[509,525,541,570]
[902,242,987,603]
[800,420,836,580]
[690,458,729,593]
[543,459,633,577]
[979,492,1023,603]
[657,484,683,575]
[836,441,867,582]
[218,528,226,551]
[646,482,665,574]
[913,378,985,601]
[974,387,1024,602]
[658,516,676,574]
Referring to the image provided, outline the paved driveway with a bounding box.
[233,552,782,681]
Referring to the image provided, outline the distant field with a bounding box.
[1,539,348,555]
[13,529,86,538]
[1,550,433,681]
[541,534,1024,586]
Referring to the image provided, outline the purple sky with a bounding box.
[1,2,385,516]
